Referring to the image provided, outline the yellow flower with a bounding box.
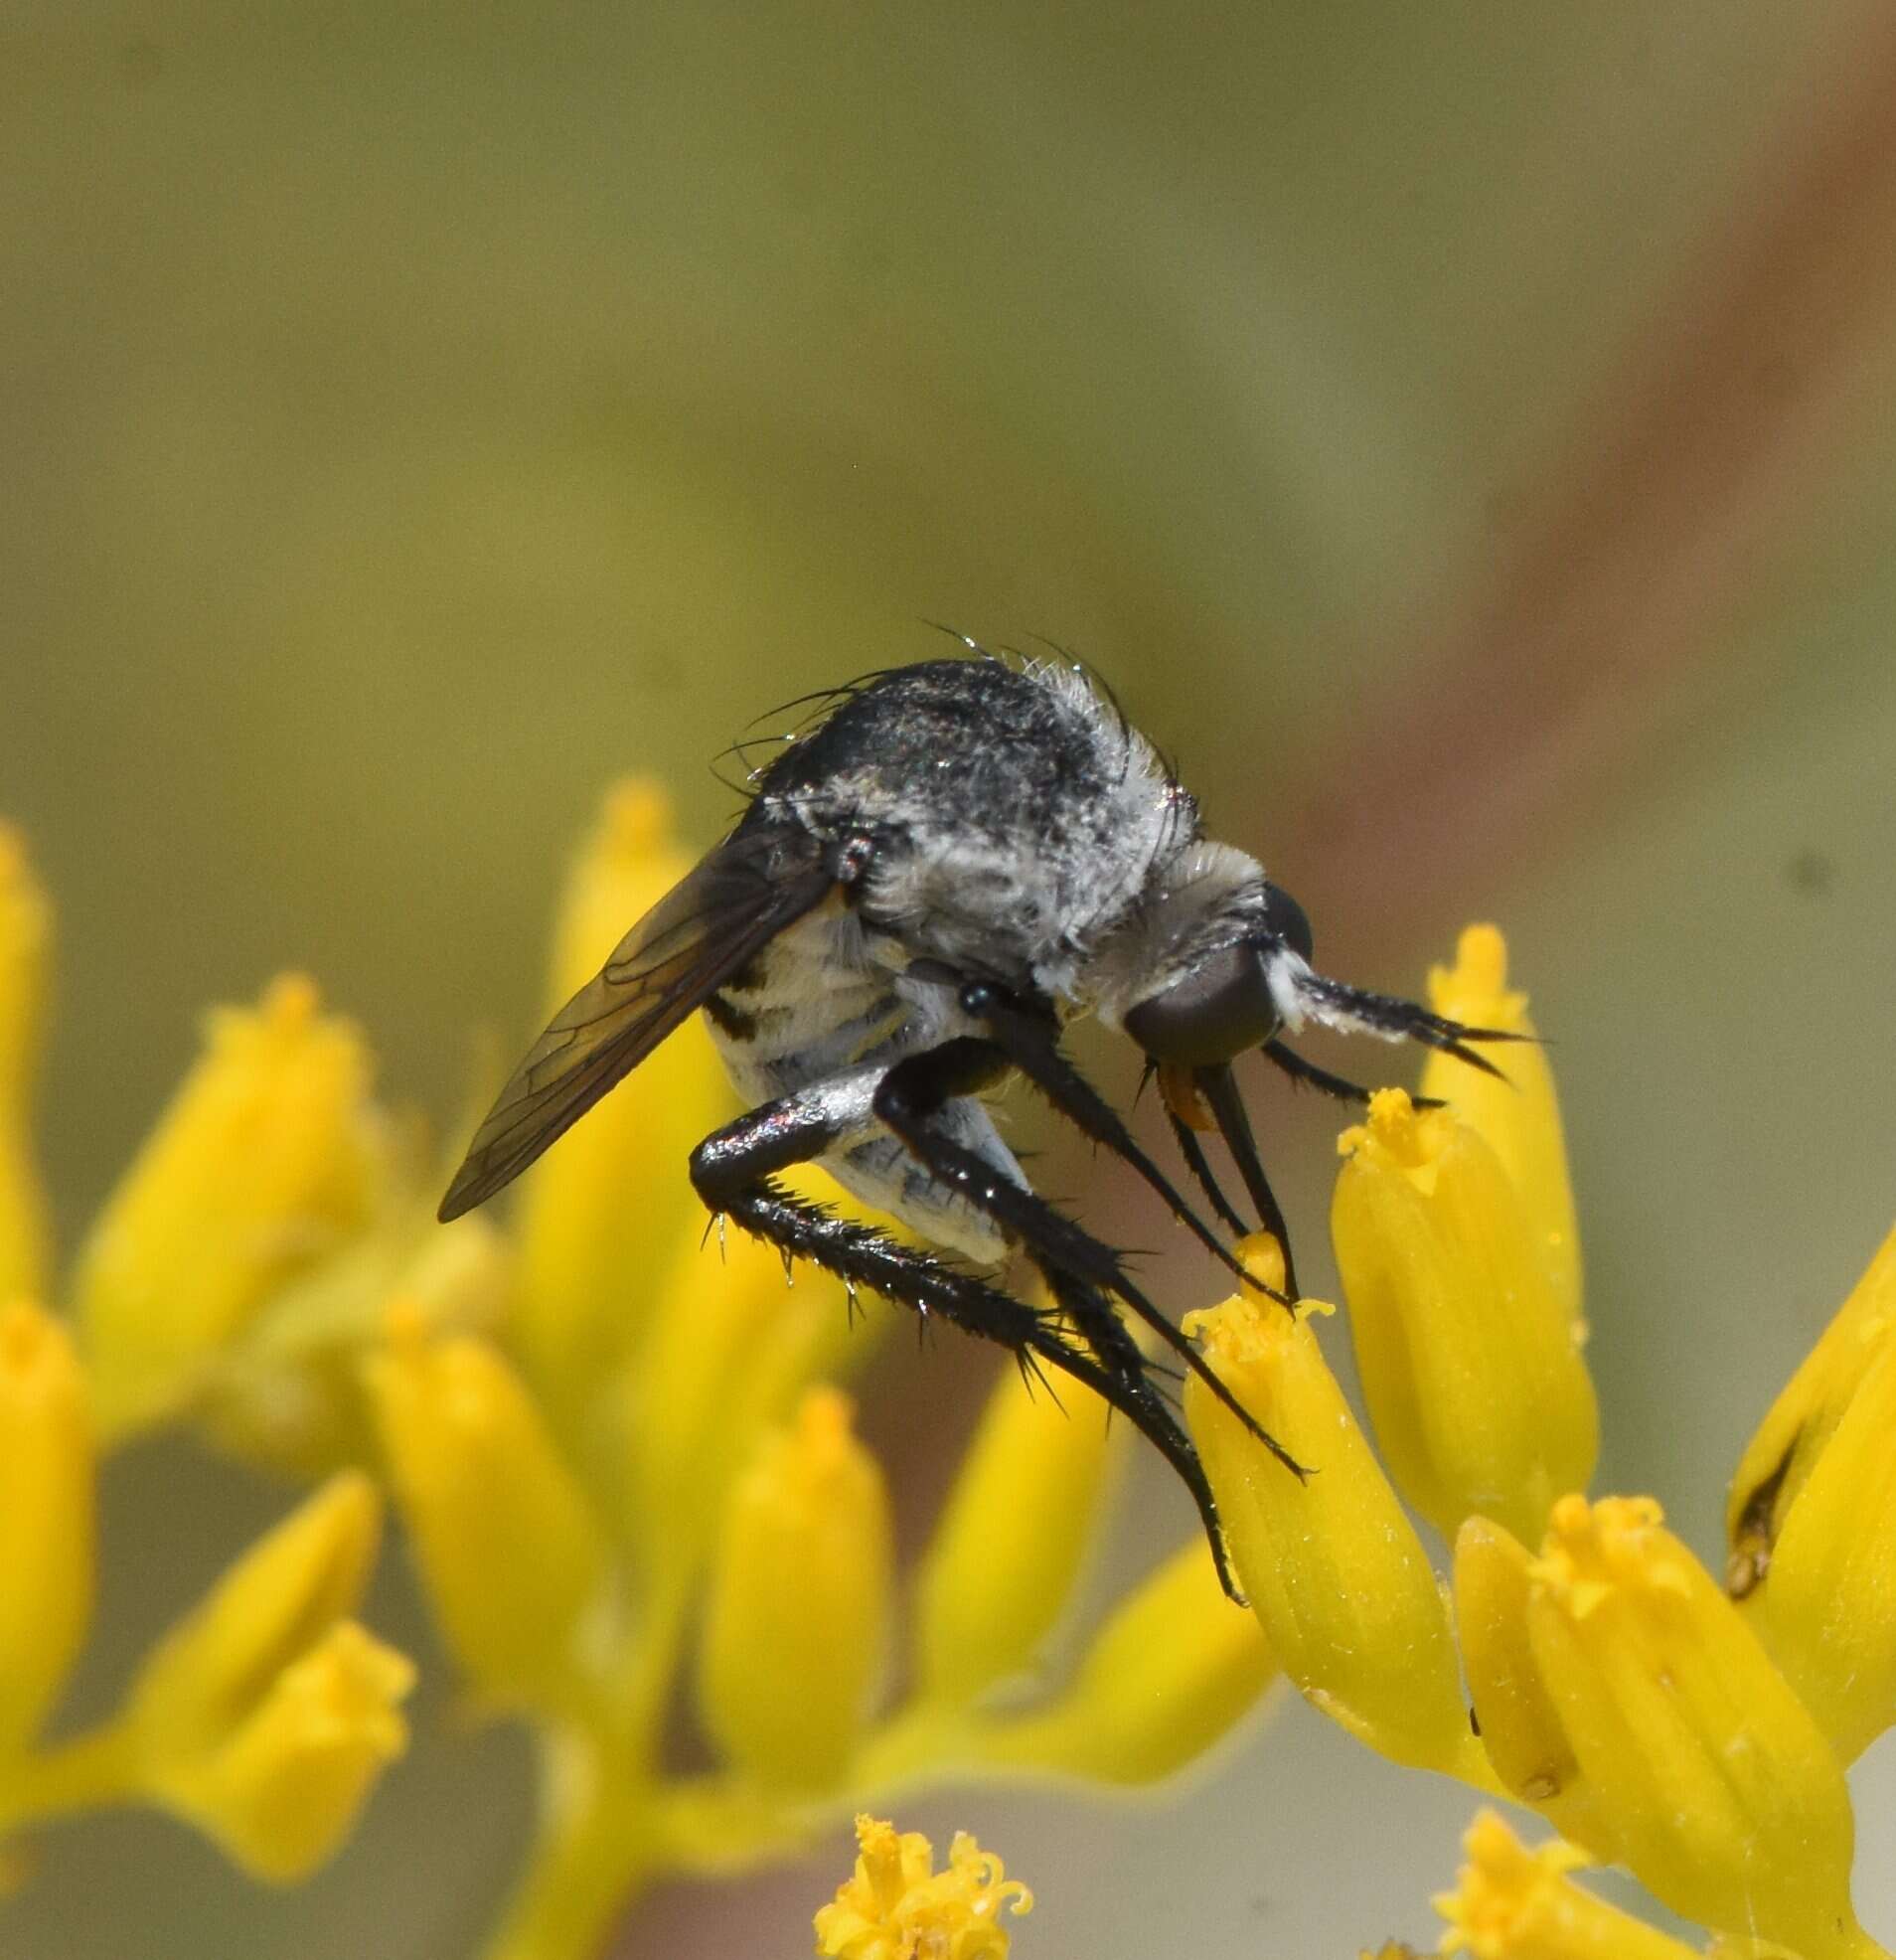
[130,1472,383,1759]
[815,1815,1031,1960]
[127,1471,409,1878]
[1333,1088,1596,1547]
[979,1537,1277,1785]
[1183,1236,1483,1781]
[514,780,732,1417]
[75,974,390,1437]
[0,827,52,1302]
[1738,1293,1896,1763]
[1525,1495,1866,1957]
[1421,925,1581,1332]
[1435,1809,1698,1960]
[1452,1517,1608,1859]
[698,1388,892,1791]
[910,1330,1125,1708]
[367,1307,607,1712]
[149,1620,413,1883]
[0,1300,92,1755]
[1726,1221,1896,1599]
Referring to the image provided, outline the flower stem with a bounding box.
[480,1726,654,1960]
[0,1722,139,1833]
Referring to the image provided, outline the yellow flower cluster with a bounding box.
[0,826,427,1885]
[0,792,1282,1959]
[1178,925,1892,1960]
[815,925,1895,1958]
[814,1814,1031,1960]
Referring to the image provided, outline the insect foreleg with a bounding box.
[1260,1038,1444,1110]
[948,980,1290,1307]
[872,1044,1308,1482]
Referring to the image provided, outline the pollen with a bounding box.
[815,1815,1032,1960]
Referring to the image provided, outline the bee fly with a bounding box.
[439,651,1517,1597]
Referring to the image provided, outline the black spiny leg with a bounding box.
[1165,1107,1249,1238]
[694,1094,1246,1587]
[691,1079,1060,1363]
[873,1043,1307,1552]
[952,980,1290,1307]
[1262,1039,1444,1110]
[1195,1062,1300,1301]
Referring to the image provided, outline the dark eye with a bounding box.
[1124,941,1280,1065]
[1263,882,1313,962]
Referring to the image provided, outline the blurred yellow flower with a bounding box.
[76,973,390,1436]
[814,1815,1031,1960]
[147,1619,413,1882]
[0,1299,92,1757]
[0,826,52,1303]
[697,1387,892,1791]
[368,1306,607,1713]
[1435,1809,1697,1960]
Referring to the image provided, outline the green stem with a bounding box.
[0,1721,139,1834]
[479,1726,655,1960]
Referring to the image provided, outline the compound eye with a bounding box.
[1262,882,1313,962]
[1123,941,1279,1066]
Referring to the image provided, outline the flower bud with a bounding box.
[1434,1809,1699,1960]
[1525,1495,1865,1954]
[366,1310,606,1710]
[1726,1220,1895,1599]
[1333,1089,1596,1547]
[1421,925,1580,1331]
[149,1620,412,1882]
[981,1537,1277,1785]
[911,1327,1125,1707]
[815,1815,1031,1960]
[1744,1305,1896,1762]
[76,975,387,1436]
[697,1388,891,1791]
[513,781,731,1416]
[1183,1236,1481,1780]
[1452,1517,1611,1861]
[130,1472,381,1757]
[0,827,52,1302]
[0,1300,93,1753]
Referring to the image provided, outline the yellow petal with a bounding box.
[1452,1517,1613,1863]
[148,1620,413,1883]
[910,1319,1125,1707]
[0,1301,93,1752]
[1183,1236,1480,1779]
[1333,1089,1597,1547]
[76,975,389,1437]
[0,826,53,1302]
[1525,1495,1864,1954]
[815,1814,1031,1960]
[981,1536,1278,1785]
[130,1472,381,1759]
[513,781,731,1420]
[697,1388,891,1791]
[1748,1308,1896,1762]
[366,1311,606,1711]
[1422,925,1581,1333]
[1726,1219,1896,1597]
[1434,1808,1699,1960]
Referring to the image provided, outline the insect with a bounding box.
[439,651,1516,1596]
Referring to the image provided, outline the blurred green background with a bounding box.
[6,2,1896,1953]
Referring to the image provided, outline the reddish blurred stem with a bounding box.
[1286,18,1896,954]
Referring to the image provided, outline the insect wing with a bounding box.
[437,822,832,1221]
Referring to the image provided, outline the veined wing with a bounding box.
[437,820,834,1221]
